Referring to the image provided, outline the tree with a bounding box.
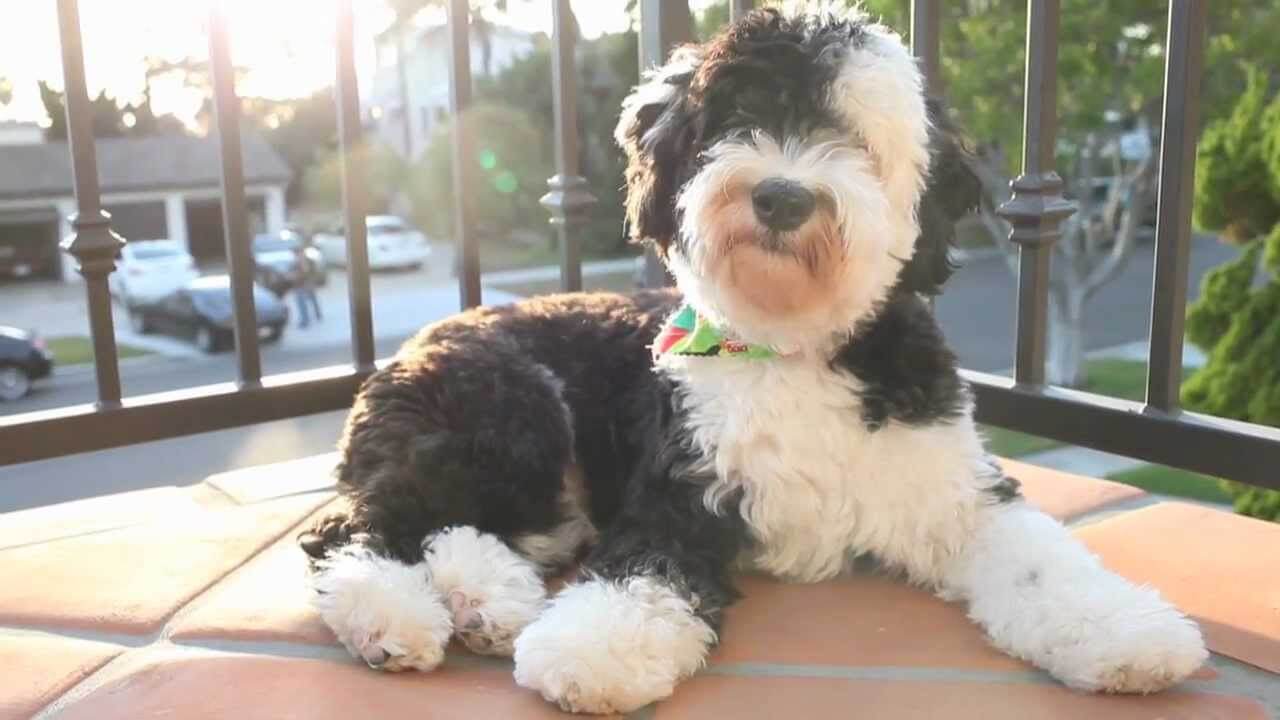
[406,102,552,247]
[0,76,12,107]
[38,79,186,141]
[1181,67,1280,522]
[302,140,408,216]
[840,0,1280,387]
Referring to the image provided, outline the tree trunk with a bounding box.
[395,30,414,158]
[1047,288,1087,387]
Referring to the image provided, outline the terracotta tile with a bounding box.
[0,633,123,720]
[654,675,1266,720]
[0,486,200,550]
[998,457,1145,521]
[1076,502,1280,674]
[0,493,330,636]
[712,574,1027,671]
[169,504,341,646]
[204,452,339,504]
[56,651,574,720]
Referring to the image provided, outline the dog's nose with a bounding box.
[752,178,816,231]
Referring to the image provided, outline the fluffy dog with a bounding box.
[299,8,1207,714]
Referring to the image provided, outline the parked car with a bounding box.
[129,276,288,354]
[108,240,200,308]
[0,326,54,401]
[252,230,327,297]
[312,215,431,271]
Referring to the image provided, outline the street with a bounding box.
[0,235,1241,512]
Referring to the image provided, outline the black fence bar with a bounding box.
[729,0,754,23]
[637,0,691,289]
[1145,0,1207,413]
[335,0,376,371]
[541,0,595,293]
[0,365,374,467]
[55,0,125,408]
[910,0,941,97]
[996,0,1075,386]
[208,4,262,386]
[967,371,1280,490]
[447,0,481,308]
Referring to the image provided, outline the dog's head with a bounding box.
[616,8,978,353]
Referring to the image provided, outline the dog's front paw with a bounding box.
[512,576,715,714]
[308,543,453,672]
[1041,582,1207,694]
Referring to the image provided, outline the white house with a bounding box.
[0,133,290,281]
[366,20,538,160]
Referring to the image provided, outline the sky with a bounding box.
[0,0,720,129]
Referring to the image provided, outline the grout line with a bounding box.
[0,624,157,648]
[704,662,1056,685]
[1065,493,1162,528]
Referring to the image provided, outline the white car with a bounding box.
[312,215,432,271]
[109,240,200,308]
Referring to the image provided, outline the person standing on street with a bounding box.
[293,243,322,328]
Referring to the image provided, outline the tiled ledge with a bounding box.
[1,456,1276,719]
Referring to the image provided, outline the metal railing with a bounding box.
[1,0,1277,492]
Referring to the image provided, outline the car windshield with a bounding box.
[253,234,300,252]
[368,222,406,235]
[130,244,183,260]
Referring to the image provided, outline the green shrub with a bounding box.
[1184,68,1280,521]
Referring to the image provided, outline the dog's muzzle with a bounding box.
[752,177,815,232]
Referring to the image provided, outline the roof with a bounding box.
[0,132,292,202]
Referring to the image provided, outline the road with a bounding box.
[0,234,1240,512]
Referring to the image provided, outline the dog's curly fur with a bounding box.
[300,8,1206,714]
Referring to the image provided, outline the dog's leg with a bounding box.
[306,533,454,672]
[424,525,547,656]
[935,498,1207,693]
[856,429,1207,693]
[512,455,744,714]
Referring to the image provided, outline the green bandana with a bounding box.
[652,305,779,360]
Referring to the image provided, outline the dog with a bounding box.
[298,8,1207,714]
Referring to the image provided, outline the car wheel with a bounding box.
[264,325,284,343]
[0,365,32,402]
[129,310,151,335]
[195,326,219,354]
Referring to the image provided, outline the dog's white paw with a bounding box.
[424,526,547,656]
[308,543,453,672]
[1042,583,1208,694]
[513,576,714,714]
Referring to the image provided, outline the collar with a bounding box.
[652,304,782,361]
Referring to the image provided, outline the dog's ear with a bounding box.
[899,97,982,296]
[615,47,703,256]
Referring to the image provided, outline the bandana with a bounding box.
[652,305,779,361]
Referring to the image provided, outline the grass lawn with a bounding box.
[46,336,151,366]
[981,358,1196,458]
[1106,464,1232,505]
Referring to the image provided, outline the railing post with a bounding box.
[541,0,596,293]
[447,0,481,308]
[729,0,754,24]
[1145,0,1207,413]
[910,0,942,97]
[335,0,376,371]
[208,1,262,386]
[996,0,1075,386]
[637,0,692,289]
[55,0,125,408]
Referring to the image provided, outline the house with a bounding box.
[366,19,538,160]
[0,133,291,281]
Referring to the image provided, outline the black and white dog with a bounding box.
[299,8,1206,714]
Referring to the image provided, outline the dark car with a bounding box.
[0,326,54,401]
[252,230,327,297]
[129,276,289,353]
